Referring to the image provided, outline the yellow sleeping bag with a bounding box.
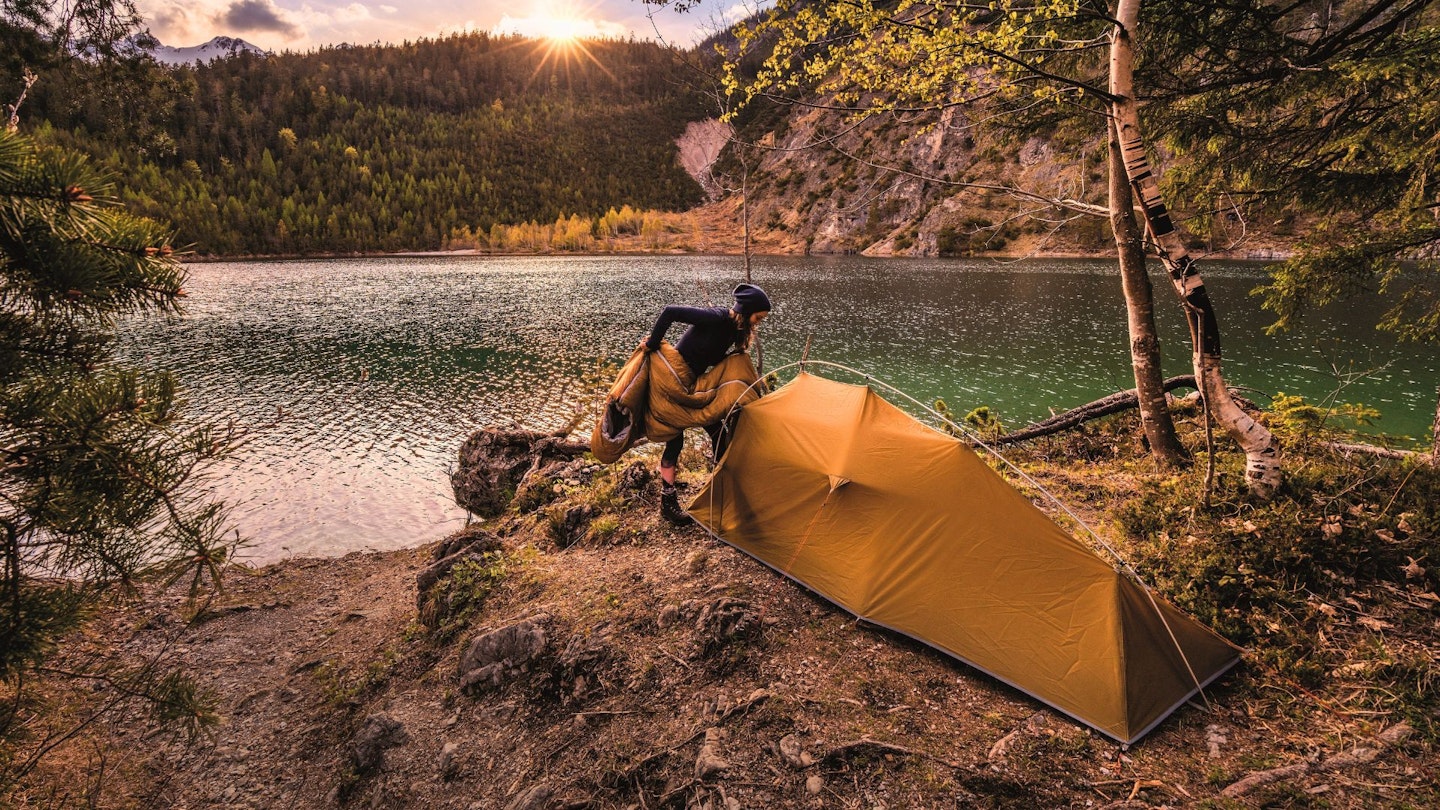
[591,342,762,464]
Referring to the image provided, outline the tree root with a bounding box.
[1220,722,1414,798]
[616,688,771,782]
[814,735,964,770]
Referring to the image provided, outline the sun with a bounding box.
[491,3,622,85]
[495,3,618,45]
[531,13,589,45]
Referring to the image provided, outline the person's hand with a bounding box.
[637,338,651,353]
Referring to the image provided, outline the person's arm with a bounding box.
[644,305,727,351]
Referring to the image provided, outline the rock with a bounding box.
[450,428,588,517]
[616,460,655,496]
[778,734,815,769]
[458,614,551,693]
[695,727,731,780]
[686,549,710,574]
[548,503,596,549]
[514,458,590,513]
[695,597,763,651]
[550,625,612,702]
[806,774,825,795]
[417,527,503,612]
[349,714,408,775]
[505,783,555,810]
[438,741,460,781]
[1205,724,1228,759]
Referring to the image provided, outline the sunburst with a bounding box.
[493,2,620,84]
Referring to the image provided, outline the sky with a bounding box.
[136,0,751,52]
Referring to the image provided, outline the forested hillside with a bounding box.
[25,34,707,255]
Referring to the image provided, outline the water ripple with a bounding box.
[115,255,1439,562]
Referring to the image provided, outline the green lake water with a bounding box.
[117,255,1439,562]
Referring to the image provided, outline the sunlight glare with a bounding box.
[493,3,620,45]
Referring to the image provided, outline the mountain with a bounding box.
[142,35,269,66]
[32,33,707,255]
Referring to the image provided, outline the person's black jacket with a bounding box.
[646,305,740,376]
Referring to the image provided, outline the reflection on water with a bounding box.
[117,255,1439,562]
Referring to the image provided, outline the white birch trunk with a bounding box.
[1109,119,1183,465]
[1110,0,1282,497]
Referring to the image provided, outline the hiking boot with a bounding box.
[660,489,693,527]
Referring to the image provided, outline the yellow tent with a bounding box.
[688,372,1240,744]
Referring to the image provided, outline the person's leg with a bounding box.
[704,419,733,462]
[660,435,682,486]
[658,434,691,526]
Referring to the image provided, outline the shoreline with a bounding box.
[179,245,1294,264]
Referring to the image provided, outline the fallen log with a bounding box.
[992,376,1199,446]
[1322,441,1435,465]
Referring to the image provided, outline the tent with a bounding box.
[688,372,1240,744]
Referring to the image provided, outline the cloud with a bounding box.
[136,0,725,52]
[223,0,301,37]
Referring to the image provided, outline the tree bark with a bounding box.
[1108,118,1183,465]
[1110,0,1282,497]
[1433,385,1439,459]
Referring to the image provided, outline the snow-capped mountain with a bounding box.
[138,36,269,66]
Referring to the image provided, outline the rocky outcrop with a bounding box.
[676,118,734,201]
[450,428,589,518]
[416,525,504,623]
[457,614,552,693]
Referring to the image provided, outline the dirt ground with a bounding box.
[11,439,1438,809]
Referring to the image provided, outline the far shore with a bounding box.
[178,245,1295,264]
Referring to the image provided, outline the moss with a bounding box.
[428,550,512,642]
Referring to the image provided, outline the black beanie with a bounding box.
[733,283,772,315]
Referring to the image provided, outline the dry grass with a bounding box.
[6,415,1438,808]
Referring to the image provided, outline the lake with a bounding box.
[117,255,1439,562]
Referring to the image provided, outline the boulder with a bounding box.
[450,428,588,517]
[458,614,551,693]
[349,714,408,775]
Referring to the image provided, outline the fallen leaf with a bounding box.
[1402,557,1426,580]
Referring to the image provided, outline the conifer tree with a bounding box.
[0,126,235,788]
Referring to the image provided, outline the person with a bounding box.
[639,283,772,525]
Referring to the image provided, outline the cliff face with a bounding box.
[677,105,1293,260]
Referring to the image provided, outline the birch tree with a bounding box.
[1136,0,1439,457]
[1108,0,1282,493]
[689,0,1199,470]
